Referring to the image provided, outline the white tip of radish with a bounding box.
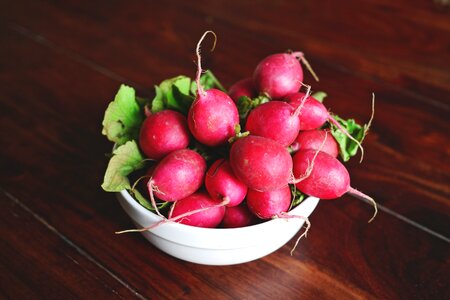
[195,30,217,97]
[347,187,378,223]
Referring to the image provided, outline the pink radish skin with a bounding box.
[169,193,226,228]
[139,110,190,160]
[230,135,293,192]
[228,78,257,103]
[285,92,328,130]
[293,150,349,199]
[293,130,339,158]
[205,159,248,207]
[188,89,239,146]
[246,185,291,219]
[221,205,258,228]
[149,149,206,202]
[293,149,377,221]
[253,53,303,99]
[245,100,301,147]
[188,31,239,146]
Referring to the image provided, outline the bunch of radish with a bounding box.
[102,31,377,238]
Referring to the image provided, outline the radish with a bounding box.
[205,159,248,207]
[293,149,377,222]
[228,78,257,103]
[253,52,318,99]
[246,185,292,219]
[221,205,258,228]
[168,192,226,228]
[188,31,239,146]
[292,130,339,158]
[139,110,190,160]
[245,100,302,147]
[147,149,206,216]
[229,135,292,192]
[286,92,364,160]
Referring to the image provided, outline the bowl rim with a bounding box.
[119,188,319,234]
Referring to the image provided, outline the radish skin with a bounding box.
[253,53,303,99]
[292,130,339,158]
[246,185,292,219]
[228,78,257,103]
[221,205,258,228]
[169,193,226,228]
[245,101,301,147]
[230,135,293,192]
[139,110,190,160]
[148,149,206,214]
[205,159,248,207]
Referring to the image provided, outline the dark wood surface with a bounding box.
[1,1,449,299]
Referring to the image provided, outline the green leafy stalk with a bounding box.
[151,71,226,115]
[236,94,270,120]
[329,115,368,162]
[102,85,145,145]
[101,140,146,192]
[130,188,170,212]
[228,124,250,143]
[311,91,327,103]
[151,76,194,114]
[290,184,307,209]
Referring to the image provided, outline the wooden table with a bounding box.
[1,1,449,299]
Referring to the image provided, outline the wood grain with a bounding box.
[0,1,449,299]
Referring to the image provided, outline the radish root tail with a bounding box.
[147,180,165,218]
[277,212,311,255]
[347,187,378,223]
[364,93,376,136]
[115,197,230,234]
[291,51,319,82]
[292,83,312,119]
[195,30,217,97]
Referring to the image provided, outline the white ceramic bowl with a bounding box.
[117,190,319,265]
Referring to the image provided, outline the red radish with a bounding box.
[168,193,226,228]
[221,205,258,228]
[253,53,302,99]
[229,135,293,192]
[205,159,248,207]
[285,92,328,130]
[245,100,302,147]
[228,78,257,103]
[139,110,190,160]
[253,52,318,99]
[188,31,239,146]
[246,185,292,219]
[292,130,339,158]
[148,149,206,216]
[286,92,364,160]
[293,149,377,221]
